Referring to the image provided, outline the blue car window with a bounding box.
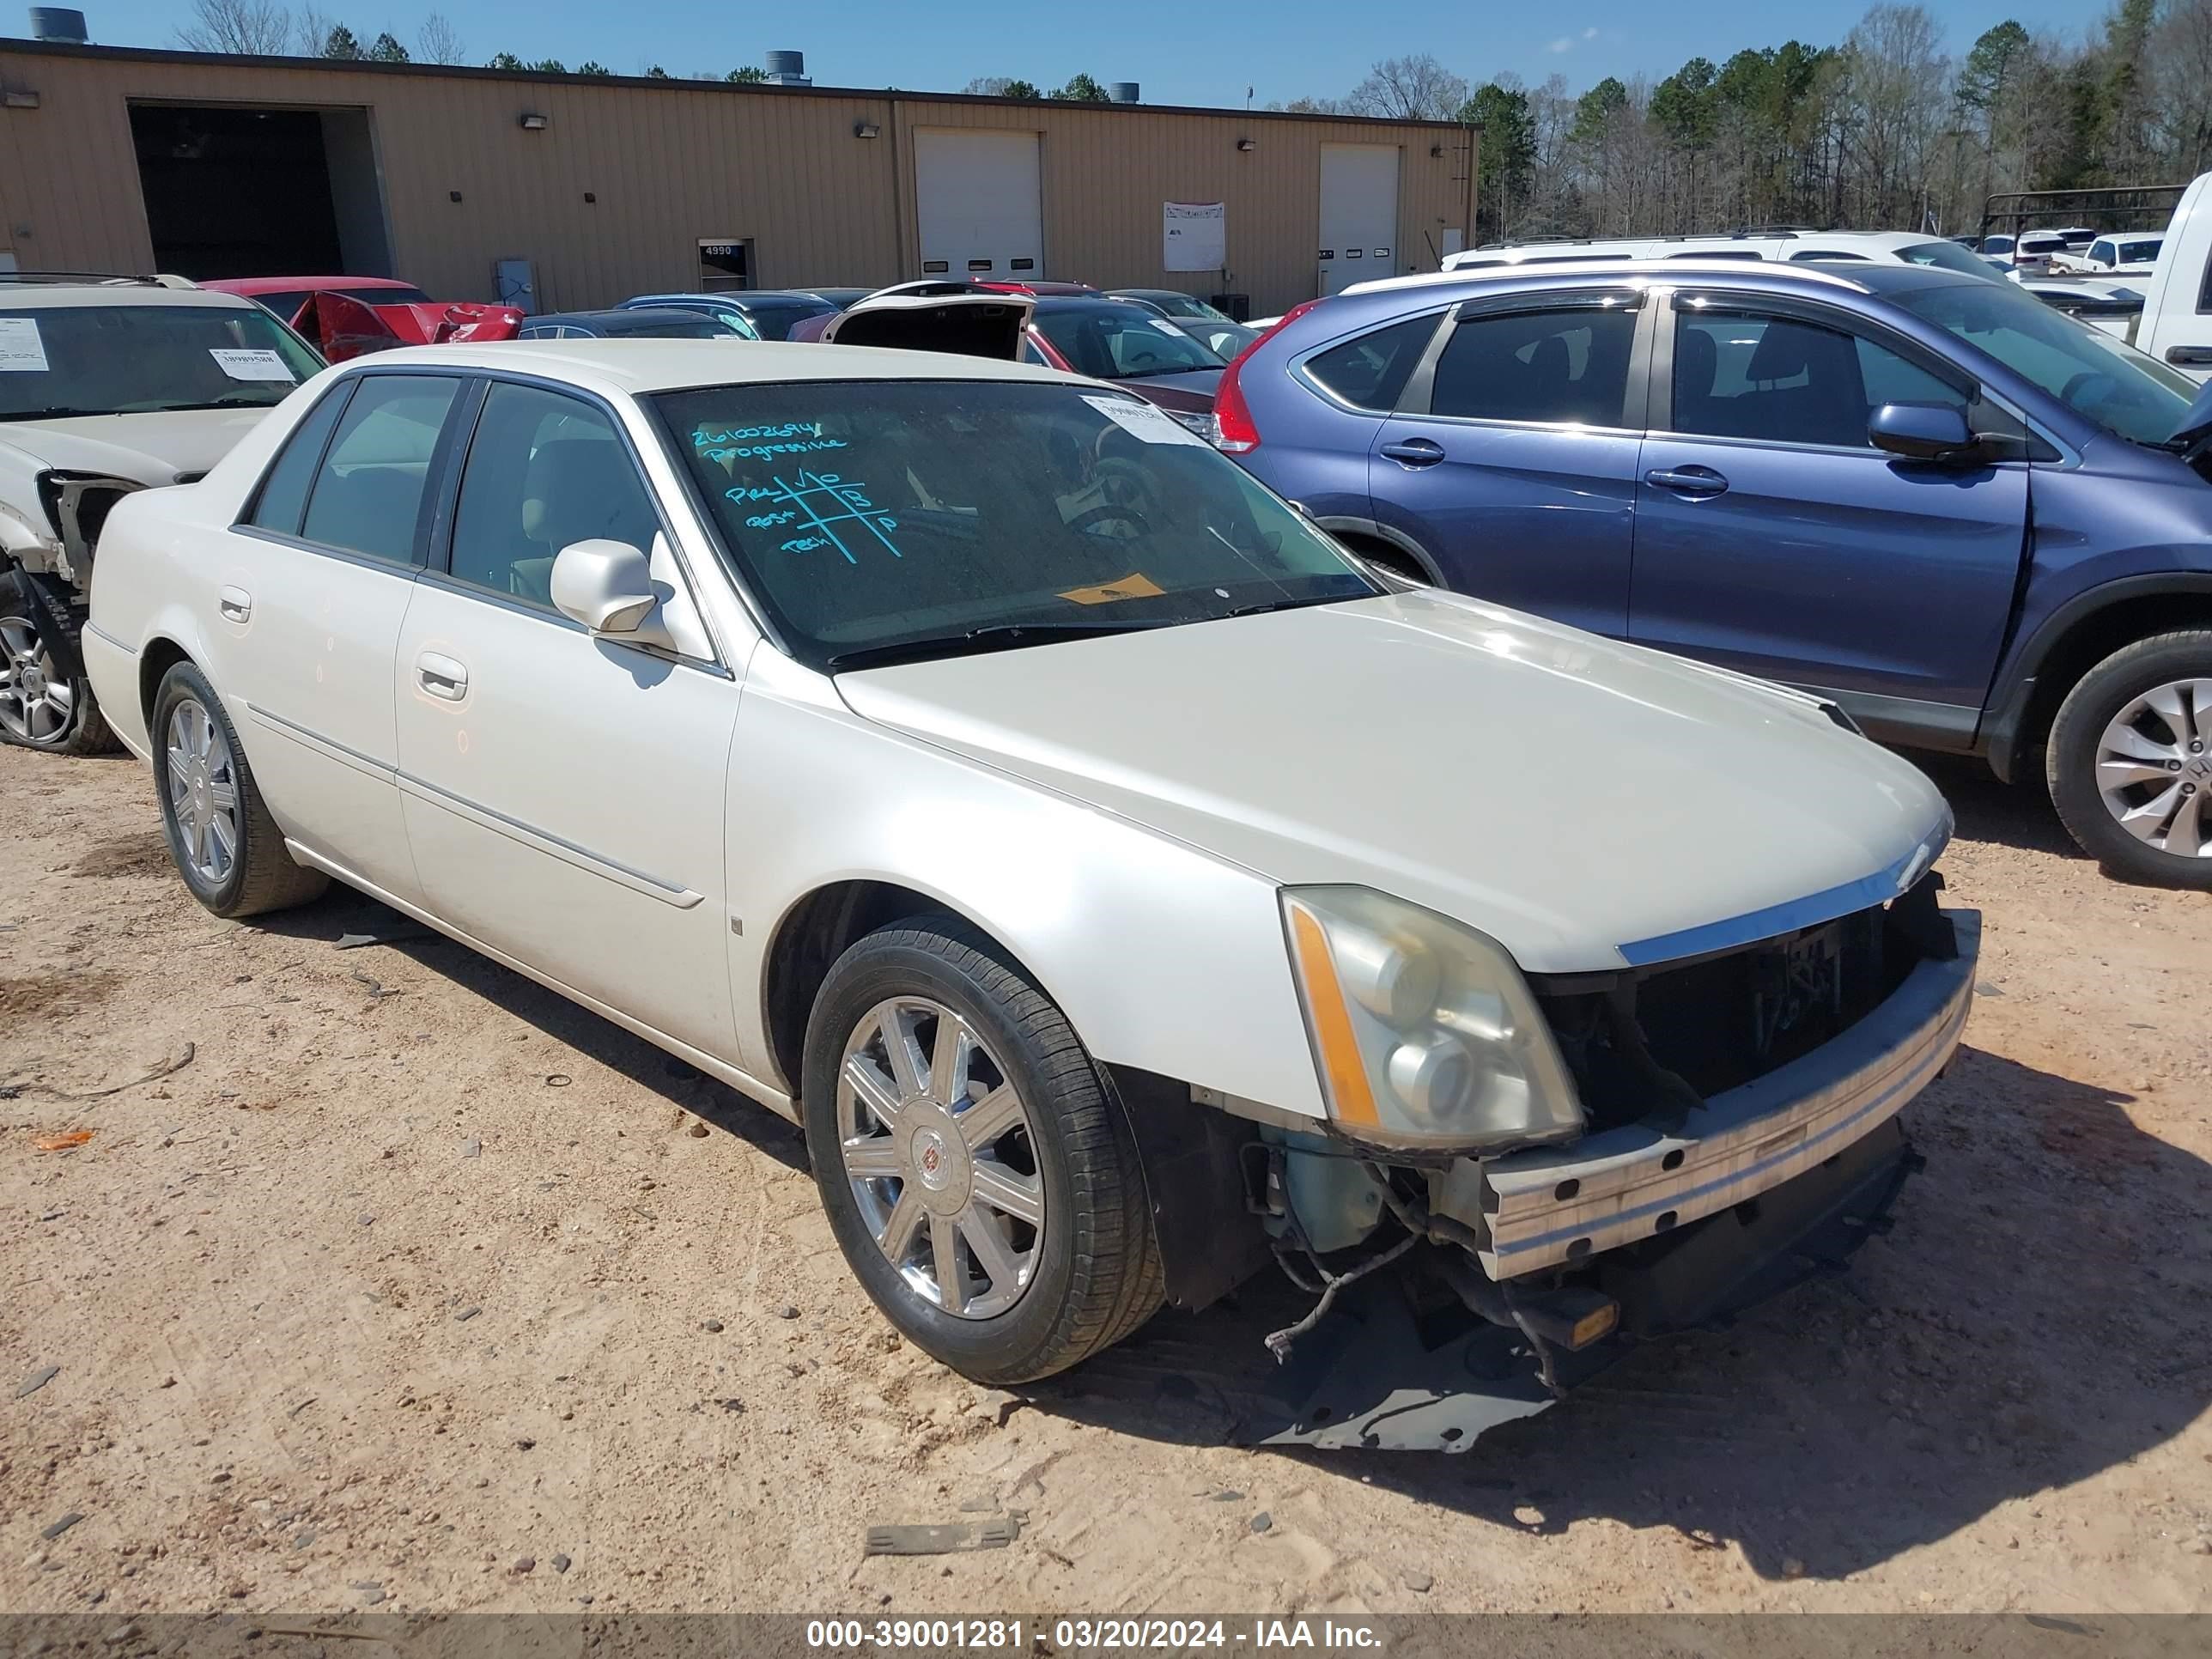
[1673,310,1965,451]
[1429,307,1637,427]
[1303,315,1439,411]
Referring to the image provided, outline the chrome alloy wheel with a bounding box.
[2096,678,2212,860]
[0,613,75,746]
[165,696,242,885]
[836,997,1046,1319]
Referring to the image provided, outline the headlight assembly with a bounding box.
[1281,886,1583,1152]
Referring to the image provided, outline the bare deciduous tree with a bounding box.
[416,12,465,65]
[1344,54,1469,122]
[175,0,295,55]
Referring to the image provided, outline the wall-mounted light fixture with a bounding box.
[1430,144,1443,158]
[3,89,40,109]
[583,191,596,204]
[518,112,550,131]
[854,120,881,139]
[1236,137,1255,152]
[448,190,463,203]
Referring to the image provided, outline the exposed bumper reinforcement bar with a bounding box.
[1477,910,1978,1279]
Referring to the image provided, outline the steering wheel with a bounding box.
[2060,369,2117,407]
[1066,501,1151,538]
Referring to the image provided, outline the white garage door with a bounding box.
[1318,144,1401,296]
[915,129,1044,281]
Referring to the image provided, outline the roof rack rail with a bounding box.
[0,270,195,288]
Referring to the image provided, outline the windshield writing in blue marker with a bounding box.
[721,471,900,565]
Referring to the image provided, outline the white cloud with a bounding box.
[1548,25,1600,52]
[1583,25,1598,38]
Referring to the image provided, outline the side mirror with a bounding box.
[1869,402,1978,464]
[551,539,663,638]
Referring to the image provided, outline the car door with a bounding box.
[217,370,468,905]
[1630,290,2029,735]
[392,375,743,1060]
[1365,290,1647,636]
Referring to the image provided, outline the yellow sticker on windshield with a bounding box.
[1058,572,1165,605]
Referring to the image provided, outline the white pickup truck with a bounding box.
[2137,172,2212,377]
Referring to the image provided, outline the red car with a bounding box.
[202,276,524,362]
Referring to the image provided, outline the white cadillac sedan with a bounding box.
[82,342,1977,1448]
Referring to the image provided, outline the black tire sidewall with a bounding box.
[2049,635,2212,888]
[800,931,1089,1379]
[150,663,258,913]
[0,571,95,754]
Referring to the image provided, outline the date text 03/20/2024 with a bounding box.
[805,1619,1387,1650]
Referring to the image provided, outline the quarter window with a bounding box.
[448,382,660,611]
[1669,310,1968,450]
[1427,307,1638,426]
[246,381,354,536]
[1303,314,1439,411]
[297,374,461,564]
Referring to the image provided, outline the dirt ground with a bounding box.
[3,738,2209,1620]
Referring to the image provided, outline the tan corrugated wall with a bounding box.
[0,45,1472,316]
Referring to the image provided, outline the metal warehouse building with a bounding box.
[0,38,1476,317]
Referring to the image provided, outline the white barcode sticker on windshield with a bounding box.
[0,317,50,373]
[210,348,295,382]
[1083,393,1206,447]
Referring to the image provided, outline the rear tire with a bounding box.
[2046,630,2212,890]
[150,661,329,918]
[801,916,1161,1383]
[0,569,117,756]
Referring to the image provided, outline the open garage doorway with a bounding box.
[129,103,394,281]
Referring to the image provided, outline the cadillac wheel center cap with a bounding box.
[915,1130,949,1188]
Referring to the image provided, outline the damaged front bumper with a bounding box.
[1242,910,1978,1452]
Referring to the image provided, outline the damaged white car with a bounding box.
[82,341,1977,1449]
[0,276,321,751]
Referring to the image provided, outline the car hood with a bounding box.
[0,408,273,483]
[836,592,1952,973]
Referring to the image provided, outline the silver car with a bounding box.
[82,340,1976,1449]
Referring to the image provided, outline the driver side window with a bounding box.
[447,383,661,611]
[1670,309,1968,450]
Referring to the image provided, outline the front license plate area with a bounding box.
[1751,922,1843,1063]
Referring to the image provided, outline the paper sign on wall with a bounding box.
[1163,201,1225,273]
[210,348,296,382]
[0,317,50,373]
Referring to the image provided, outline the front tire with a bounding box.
[150,661,328,918]
[0,570,116,755]
[2046,630,2212,889]
[800,918,1161,1383]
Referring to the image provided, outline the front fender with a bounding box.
[726,665,1328,1123]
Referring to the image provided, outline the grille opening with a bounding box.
[1535,878,1948,1134]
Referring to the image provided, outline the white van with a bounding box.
[2136,171,2212,377]
[1432,228,2002,280]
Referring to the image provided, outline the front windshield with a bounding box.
[611,316,746,339]
[1033,307,1224,380]
[0,303,324,420]
[655,379,1377,668]
[1898,240,2006,280]
[1891,278,2195,446]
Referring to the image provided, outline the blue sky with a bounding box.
[81,0,2112,106]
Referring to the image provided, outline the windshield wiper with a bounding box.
[826,619,1160,671]
[155,396,287,412]
[0,406,117,422]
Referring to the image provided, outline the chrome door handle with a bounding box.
[217,586,252,623]
[1644,466,1729,496]
[2166,344,2212,367]
[416,651,469,700]
[1379,438,1446,467]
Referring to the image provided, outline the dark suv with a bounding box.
[1215,259,2212,887]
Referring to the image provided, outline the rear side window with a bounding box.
[298,374,461,565]
[246,381,353,536]
[1427,307,1638,426]
[1301,314,1439,411]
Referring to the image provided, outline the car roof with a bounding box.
[1347,256,1876,301]
[0,280,268,311]
[340,338,1085,395]
[204,276,420,295]
[1031,295,1155,314]
[525,307,725,329]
